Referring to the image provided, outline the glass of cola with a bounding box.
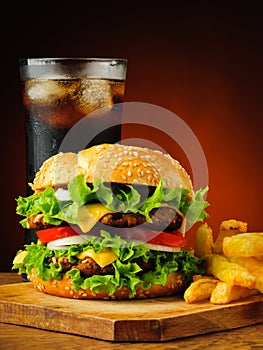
[18,57,127,245]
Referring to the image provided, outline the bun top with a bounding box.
[30,152,78,192]
[31,143,193,194]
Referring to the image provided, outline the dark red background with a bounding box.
[1,1,263,271]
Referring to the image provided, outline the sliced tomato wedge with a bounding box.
[117,228,186,248]
[36,226,186,250]
[36,226,79,244]
[147,231,186,248]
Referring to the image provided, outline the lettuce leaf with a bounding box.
[12,231,204,297]
[184,187,210,224]
[16,174,209,229]
[16,187,80,228]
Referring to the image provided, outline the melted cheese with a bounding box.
[13,251,28,265]
[77,203,113,232]
[77,203,181,234]
[77,248,118,268]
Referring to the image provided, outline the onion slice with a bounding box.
[143,242,183,252]
[47,234,90,250]
[46,233,184,252]
[129,240,183,252]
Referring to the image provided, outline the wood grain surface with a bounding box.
[1,273,263,349]
[1,278,263,342]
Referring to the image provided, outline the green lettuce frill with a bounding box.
[16,175,209,229]
[12,231,204,297]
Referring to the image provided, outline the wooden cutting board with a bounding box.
[0,282,263,342]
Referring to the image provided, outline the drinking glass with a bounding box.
[18,57,127,244]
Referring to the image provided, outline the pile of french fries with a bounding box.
[184,219,263,305]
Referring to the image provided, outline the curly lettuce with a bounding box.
[12,231,204,297]
[16,174,209,229]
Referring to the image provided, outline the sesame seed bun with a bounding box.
[28,270,187,299]
[31,143,193,194]
[30,152,79,192]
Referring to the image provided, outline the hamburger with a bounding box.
[12,143,209,299]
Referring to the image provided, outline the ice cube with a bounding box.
[75,79,113,115]
[25,80,70,103]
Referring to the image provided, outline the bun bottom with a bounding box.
[28,271,187,299]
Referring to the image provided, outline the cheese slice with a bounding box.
[77,202,181,234]
[77,248,118,268]
[77,203,113,232]
[13,250,28,265]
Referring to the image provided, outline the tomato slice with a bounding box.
[36,226,79,244]
[147,231,186,248]
[117,228,186,248]
[36,226,186,249]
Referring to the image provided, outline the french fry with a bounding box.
[192,274,218,282]
[184,277,219,303]
[205,254,257,289]
[189,219,263,305]
[194,222,214,258]
[213,219,247,254]
[228,256,263,293]
[210,281,259,304]
[228,256,263,274]
[223,232,263,257]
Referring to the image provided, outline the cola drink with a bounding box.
[19,58,127,195]
[19,58,127,246]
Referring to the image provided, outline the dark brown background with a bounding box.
[1,1,263,271]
